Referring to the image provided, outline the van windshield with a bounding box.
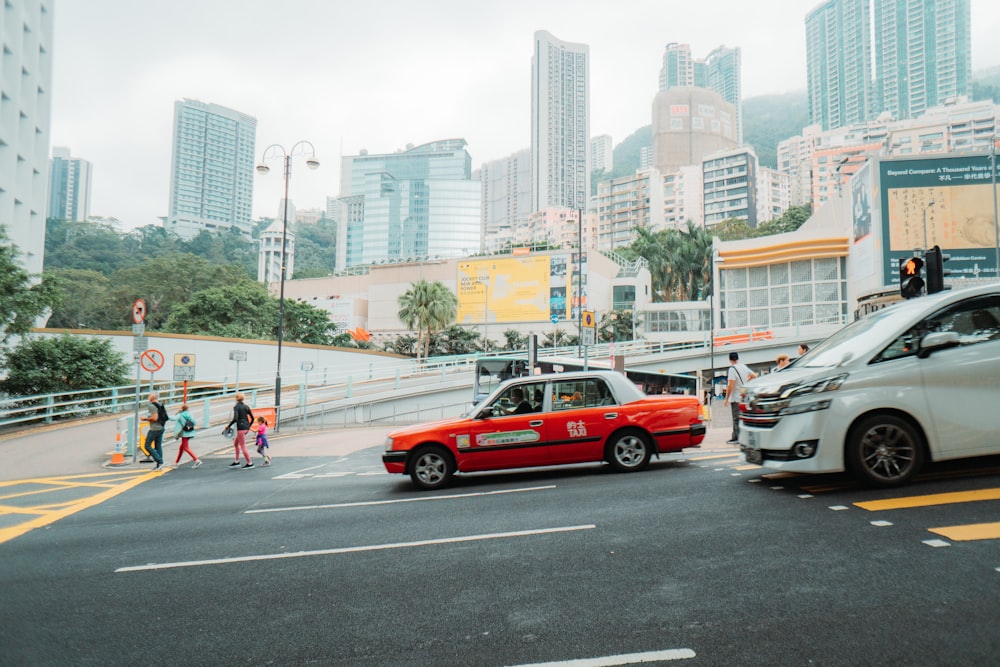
[799,303,921,368]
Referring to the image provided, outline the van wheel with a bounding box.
[847,414,924,487]
[408,445,454,490]
[606,429,652,472]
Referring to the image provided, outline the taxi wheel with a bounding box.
[408,445,454,490]
[606,429,652,472]
[846,414,925,487]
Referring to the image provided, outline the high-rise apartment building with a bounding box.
[165,99,257,240]
[481,148,531,254]
[531,30,590,213]
[257,219,295,285]
[703,147,759,228]
[805,0,873,131]
[806,0,970,130]
[47,147,92,222]
[591,134,613,173]
[706,46,743,142]
[1,0,53,276]
[337,139,481,268]
[873,0,972,120]
[659,43,742,141]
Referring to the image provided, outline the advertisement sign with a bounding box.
[457,256,552,325]
[878,155,1000,284]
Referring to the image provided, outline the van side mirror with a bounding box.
[917,331,960,358]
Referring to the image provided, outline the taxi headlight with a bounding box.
[384,437,394,451]
[780,374,847,400]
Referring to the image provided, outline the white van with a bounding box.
[739,281,1000,486]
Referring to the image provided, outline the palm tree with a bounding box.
[397,280,457,361]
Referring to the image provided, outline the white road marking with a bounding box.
[829,505,850,511]
[870,520,893,527]
[274,464,328,479]
[923,539,951,548]
[797,494,814,499]
[114,524,596,573]
[505,647,696,666]
[245,485,558,514]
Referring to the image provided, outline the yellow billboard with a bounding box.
[457,257,551,324]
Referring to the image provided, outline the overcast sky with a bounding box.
[51,0,1000,230]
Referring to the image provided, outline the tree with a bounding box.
[383,334,418,356]
[1,226,59,347]
[44,269,112,329]
[0,335,129,396]
[427,325,481,356]
[164,281,278,339]
[501,329,528,351]
[398,280,458,361]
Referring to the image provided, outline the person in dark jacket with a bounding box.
[224,392,255,468]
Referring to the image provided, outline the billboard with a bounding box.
[878,155,1000,284]
[457,256,552,325]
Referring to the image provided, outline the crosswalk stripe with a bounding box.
[928,522,1000,541]
[854,488,1000,511]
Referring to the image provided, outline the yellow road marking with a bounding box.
[855,488,1000,511]
[0,470,164,545]
[928,522,1000,541]
[733,464,760,471]
[0,470,150,487]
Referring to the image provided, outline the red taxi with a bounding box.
[382,371,706,490]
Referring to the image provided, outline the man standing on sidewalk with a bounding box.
[143,393,167,470]
[723,352,756,445]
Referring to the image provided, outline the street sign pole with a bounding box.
[132,355,141,463]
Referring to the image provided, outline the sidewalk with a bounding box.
[0,400,737,482]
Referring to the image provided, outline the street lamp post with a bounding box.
[256,141,319,430]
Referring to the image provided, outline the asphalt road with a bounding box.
[1,425,998,666]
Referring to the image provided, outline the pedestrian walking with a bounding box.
[254,416,271,466]
[172,403,203,468]
[724,352,757,445]
[143,392,168,470]
[224,393,255,468]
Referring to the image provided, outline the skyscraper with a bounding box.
[47,147,92,222]
[166,99,257,240]
[337,139,481,268]
[873,0,972,120]
[659,43,696,91]
[0,0,53,276]
[805,0,873,131]
[531,30,590,213]
[481,148,531,254]
[706,46,743,143]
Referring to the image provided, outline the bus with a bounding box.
[473,355,699,403]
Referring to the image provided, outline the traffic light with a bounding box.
[925,245,952,294]
[899,256,924,299]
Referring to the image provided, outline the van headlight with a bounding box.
[779,374,847,400]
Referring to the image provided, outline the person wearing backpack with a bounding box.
[223,392,255,469]
[143,392,168,470]
[171,403,202,468]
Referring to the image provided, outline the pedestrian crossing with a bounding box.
[694,451,1000,546]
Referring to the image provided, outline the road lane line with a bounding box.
[245,485,558,514]
[505,647,696,665]
[928,522,1000,541]
[855,488,1000,511]
[114,524,596,572]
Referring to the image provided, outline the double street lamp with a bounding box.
[256,141,319,429]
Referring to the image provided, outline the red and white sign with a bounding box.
[139,349,165,373]
[132,299,147,324]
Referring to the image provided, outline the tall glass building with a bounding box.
[336,139,481,268]
[166,99,257,240]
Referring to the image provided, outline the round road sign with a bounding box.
[139,349,165,373]
[132,299,147,325]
